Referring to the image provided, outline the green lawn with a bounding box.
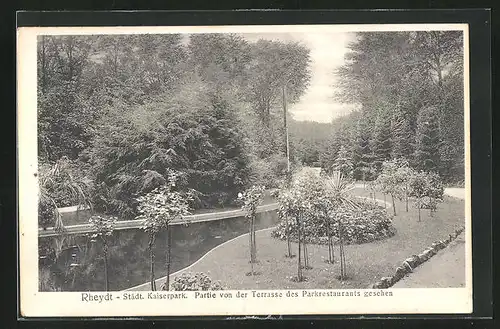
[149,187,466,290]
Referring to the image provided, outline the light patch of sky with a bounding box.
[239,32,360,123]
[182,31,360,123]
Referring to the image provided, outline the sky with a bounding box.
[240,32,360,123]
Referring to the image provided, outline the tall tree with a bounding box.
[391,105,413,160]
[414,106,442,173]
[247,40,311,127]
[332,146,354,178]
[372,110,393,174]
[352,119,376,181]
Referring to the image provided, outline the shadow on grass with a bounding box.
[290,276,308,282]
[245,271,262,276]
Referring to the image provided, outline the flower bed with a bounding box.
[271,200,396,245]
[165,272,224,291]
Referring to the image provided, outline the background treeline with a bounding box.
[37,34,311,220]
[320,31,464,184]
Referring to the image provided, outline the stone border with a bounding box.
[371,226,465,289]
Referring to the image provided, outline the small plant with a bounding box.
[168,272,224,291]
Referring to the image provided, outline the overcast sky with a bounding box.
[240,32,360,123]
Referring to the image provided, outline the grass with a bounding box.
[156,187,465,290]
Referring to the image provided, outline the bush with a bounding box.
[249,154,288,189]
[167,272,224,291]
[272,200,396,245]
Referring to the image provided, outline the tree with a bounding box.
[333,31,464,183]
[391,105,413,160]
[414,106,442,173]
[324,172,357,281]
[88,82,252,217]
[247,40,311,127]
[332,146,354,178]
[409,171,428,222]
[277,188,308,281]
[239,185,265,275]
[425,171,445,216]
[352,119,376,182]
[375,158,412,216]
[37,36,97,161]
[275,188,296,258]
[89,215,116,291]
[394,159,416,212]
[372,110,393,174]
[136,172,192,291]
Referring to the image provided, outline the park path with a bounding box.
[392,187,466,288]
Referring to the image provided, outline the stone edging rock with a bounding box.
[371,226,465,289]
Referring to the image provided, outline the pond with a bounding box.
[38,209,279,292]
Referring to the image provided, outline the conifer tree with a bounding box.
[332,145,354,178]
[352,120,376,181]
[391,105,413,160]
[414,106,442,173]
[372,112,393,174]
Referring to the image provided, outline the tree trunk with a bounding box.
[391,194,397,216]
[103,241,109,292]
[326,218,334,263]
[149,234,156,291]
[339,220,346,280]
[303,241,309,269]
[429,197,433,217]
[165,225,172,291]
[383,193,387,208]
[249,218,254,274]
[405,194,409,212]
[41,36,47,94]
[418,204,421,222]
[286,215,292,257]
[297,216,302,281]
[252,216,257,262]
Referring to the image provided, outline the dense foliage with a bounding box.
[38,157,93,229]
[37,34,312,224]
[321,31,464,184]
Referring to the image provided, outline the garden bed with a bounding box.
[271,199,396,245]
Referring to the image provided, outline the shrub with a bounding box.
[38,157,93,230]
[249,154,288,189]
[168,272,224,291]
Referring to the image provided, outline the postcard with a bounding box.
[17,22,471,317]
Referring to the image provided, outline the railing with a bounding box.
[38,202,279,238]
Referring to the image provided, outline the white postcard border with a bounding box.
[17,23,472,317]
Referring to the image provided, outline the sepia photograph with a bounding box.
[17,23,472,317]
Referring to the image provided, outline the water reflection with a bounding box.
[39,210,279,292]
